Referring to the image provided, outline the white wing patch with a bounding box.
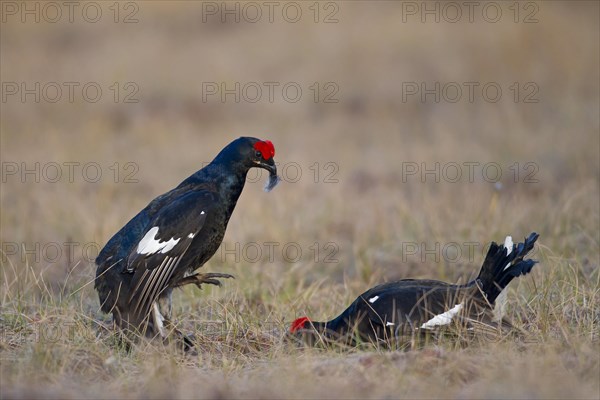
[188,233,195,239]
[386,322,395,326]
[420,303,463,329]
[137,227,181,255]
[369,296,379,303]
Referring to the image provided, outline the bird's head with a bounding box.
[214,137,280,191]
[288,316,327,346]
[290,316,311,333]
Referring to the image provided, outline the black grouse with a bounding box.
[95,137,279,340]
[290,232,539,345]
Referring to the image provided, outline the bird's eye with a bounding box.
[255,150,262,158]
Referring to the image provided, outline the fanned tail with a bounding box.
[476,232,539,304]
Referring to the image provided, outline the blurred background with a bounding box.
[2,1,598,289]
[1,1,599,398]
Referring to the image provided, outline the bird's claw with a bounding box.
[175,272,234,290]
[195,272,234,289]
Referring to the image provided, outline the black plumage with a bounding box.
[95,137,278,339]
[290,233,539,345]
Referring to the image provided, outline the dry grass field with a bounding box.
[1,1,599,398]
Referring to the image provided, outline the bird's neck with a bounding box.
[183,162,248,210]
[215,166,247,193]
[311,315,349,337]
[209,162,248,213]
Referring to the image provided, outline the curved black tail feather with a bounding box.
[476,232,539,304]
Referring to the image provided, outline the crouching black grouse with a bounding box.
[290,232,539,346]
[95,137,279,341]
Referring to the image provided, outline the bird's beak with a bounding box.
[255,158,279,192]
[260,157,277,175]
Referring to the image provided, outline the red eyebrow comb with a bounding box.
[254,140,275,160]
[290,317,310,333]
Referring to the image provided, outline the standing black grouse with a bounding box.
[95,137,279,339]
[290,232,539,345]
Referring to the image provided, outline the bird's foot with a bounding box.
[174,272,235,290]
[181,333,197,354]
[160,316,197,353]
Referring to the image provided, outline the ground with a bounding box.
[1,2,599,399]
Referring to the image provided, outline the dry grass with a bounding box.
[1,2,599,399]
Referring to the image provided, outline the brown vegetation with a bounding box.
[1,2,598,398]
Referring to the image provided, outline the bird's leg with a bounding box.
[156,289,195,352]
[151,274,234,351]
[174,272,235,290]
[157,289,181,336]
[157,289,173,321]
[151,301,167,339]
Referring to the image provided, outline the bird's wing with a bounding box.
[125,190,216,318]
[361,286,465,334]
